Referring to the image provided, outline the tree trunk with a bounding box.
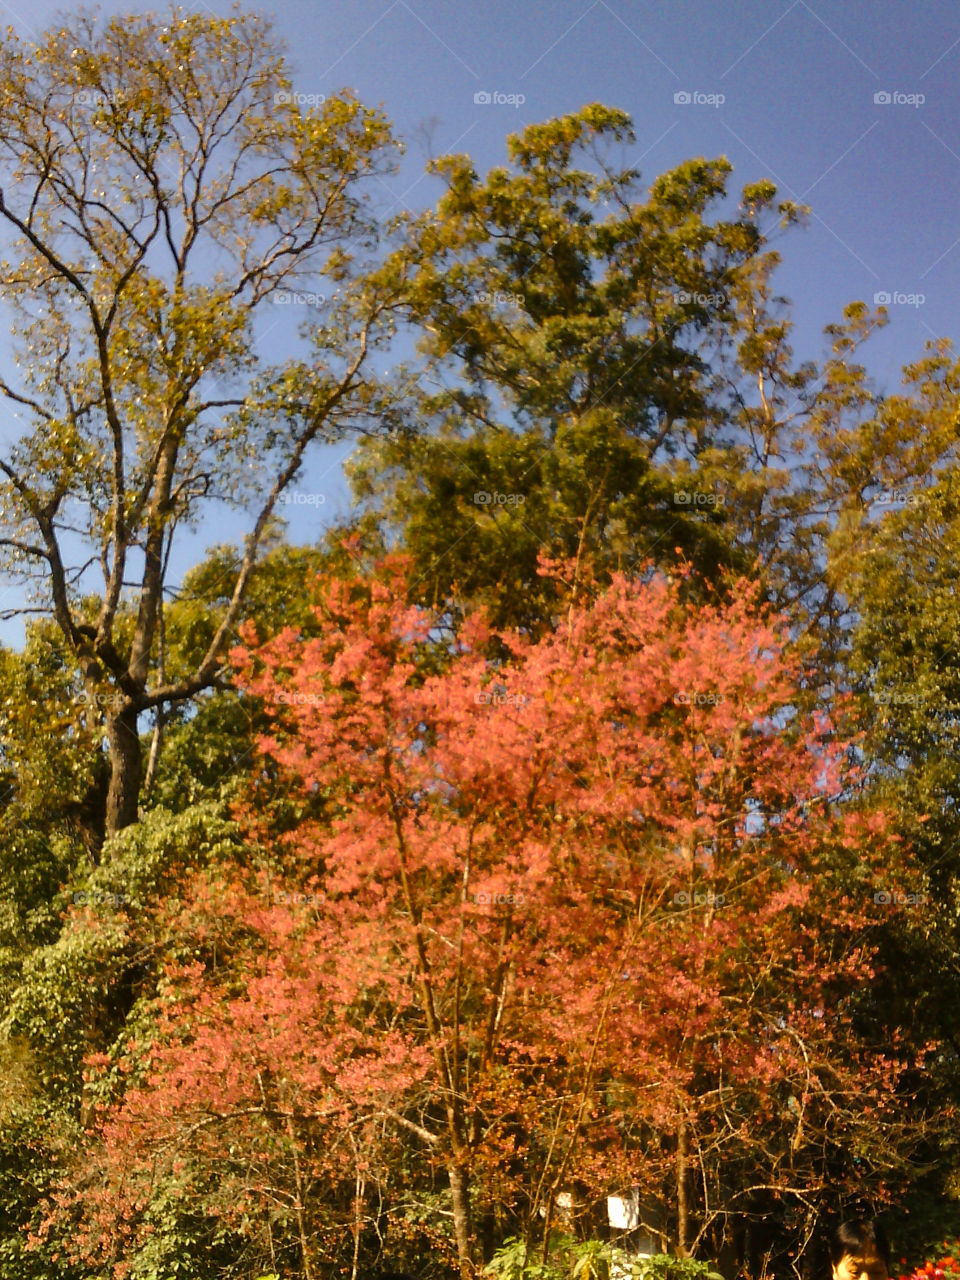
[286,1112,315,1280]
[105,705,142,834]
[449,1164,474,1279]
[142,706,165,799]
[676,1119,689,1257]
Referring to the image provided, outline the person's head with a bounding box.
[829,1220,891,1280]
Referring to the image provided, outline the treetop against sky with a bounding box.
[0,0,959,640]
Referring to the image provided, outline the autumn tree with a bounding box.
[0,7,402,835]
[36,555,938,1280]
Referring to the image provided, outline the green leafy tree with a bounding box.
[838,464,960,1242]
[0,7,401,835]
[820,340,960,1249]
[346,105,886,643]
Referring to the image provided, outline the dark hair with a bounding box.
[829,1220,892,1273]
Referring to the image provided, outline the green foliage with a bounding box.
[623,1255,726,1280]
[485,1240,726,1280]
[0,622,105,820]
[485,1235,570,1280]
[0,1097,85,1280]
[351,106,889,642]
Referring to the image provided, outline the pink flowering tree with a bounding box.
[35,555,923,1280]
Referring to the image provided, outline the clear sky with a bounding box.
[0,0,957,642]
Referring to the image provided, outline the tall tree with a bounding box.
[345,106,890,651]
[0,8,401,834]
[37,555,933,1280]
[837,450,960,1238]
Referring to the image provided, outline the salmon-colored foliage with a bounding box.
[36,556,915,1277]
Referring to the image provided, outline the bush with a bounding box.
[484,1238,725,1280]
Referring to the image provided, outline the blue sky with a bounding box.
[0,0,958,642]
[271,0,960,380]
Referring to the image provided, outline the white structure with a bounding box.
[607,1189,640,1230]
[607,1187,660,1258]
